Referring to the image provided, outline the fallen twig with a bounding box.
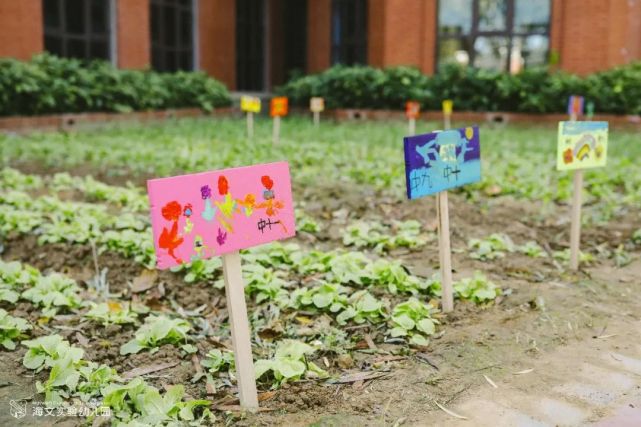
[483,374,498,388]
[122,361,179,379]
[434,400,467,420]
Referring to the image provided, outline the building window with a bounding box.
[236,0,265,91]
[151,0,194,72]
[437,0,550,73]
[43,0,112,61]
[331,0,367,65]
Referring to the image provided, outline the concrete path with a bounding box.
[419,319,641,426]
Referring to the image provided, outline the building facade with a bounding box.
[1,0,640,92]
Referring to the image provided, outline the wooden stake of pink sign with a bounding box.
[222,251,258,408]
[147,162,297,410]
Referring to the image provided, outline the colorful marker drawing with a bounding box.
[404,126,481,200]
[148,162,296,269]
[557,121,608,171]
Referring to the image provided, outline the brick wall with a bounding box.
[199,0,236,89]
[116,0,150,69]
[0,0,43,60]
[367,0,437,74]
[198,0,236,89]
[551,0,641,75]
[307,0,331,73]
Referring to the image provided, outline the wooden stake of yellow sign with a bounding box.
[240,96,261,140]
[221,251,259,410]
[246,112,254,139]
[568,112,582,270]
[438,99,454,312]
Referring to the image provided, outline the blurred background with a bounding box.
[1,0,640,93]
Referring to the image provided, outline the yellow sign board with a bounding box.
[557,121,608,171]
[442,100,453,115]
[240,96,261,113]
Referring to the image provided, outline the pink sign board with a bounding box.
[148,162,296,269]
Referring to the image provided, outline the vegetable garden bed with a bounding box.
[0,117,639,425]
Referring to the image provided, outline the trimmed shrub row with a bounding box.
[0,54,231,116]
[277,63,641,115]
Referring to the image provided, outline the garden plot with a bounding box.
[0,117,639,426]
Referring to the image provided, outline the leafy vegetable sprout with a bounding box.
[255,340,327,388]
[120,315,191,355]
[389,298,439,346]
[468,233,515,261]
[21,273,82,317]
[0,309,31,350]
[342,219,427,253]
[336,290,387,325]
[454,272,502,303]
[85,301,139,326]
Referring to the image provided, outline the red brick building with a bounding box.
[1,0,640,92]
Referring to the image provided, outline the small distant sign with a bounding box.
[442,100,453,115]
[405,101,420,119]
[310,97,325,113]
[567,95,584,117]
[270,97,289,117]
[241,96,261,113]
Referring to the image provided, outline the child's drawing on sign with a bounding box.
[215,176,238,233]
[254,175,288,234]
[404,127,481,200]
[201,185,216,222]
[158,201,185,264]
[557,121,608,171]
[147,162,296,269]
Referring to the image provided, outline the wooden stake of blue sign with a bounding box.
[404,126,481,312]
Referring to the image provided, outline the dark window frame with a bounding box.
[331,0,368,66]
[236,0,266,91]
[151,0,195,72]
[436,0,551,72]
[43,0,112,61]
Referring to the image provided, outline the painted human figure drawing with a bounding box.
[557,121,608,171]
[148,162,296,269]
[404,127,481,200]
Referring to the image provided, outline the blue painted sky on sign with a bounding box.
[404,127,481,200]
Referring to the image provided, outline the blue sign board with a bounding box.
[404,126,481,199]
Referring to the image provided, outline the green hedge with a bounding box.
[277,63,641,115]
[0,54,231,116]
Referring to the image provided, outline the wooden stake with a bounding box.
[569,169,583,270]
[272,115,280,144]
[437,191,454,312]
[221,251,259,410]
[437,111,453,312]
[313,111,320,127]
[408,118,416,136]
[567,110,581,270]
[246,112,254,139]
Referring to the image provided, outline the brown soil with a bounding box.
[0,167,639,426]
